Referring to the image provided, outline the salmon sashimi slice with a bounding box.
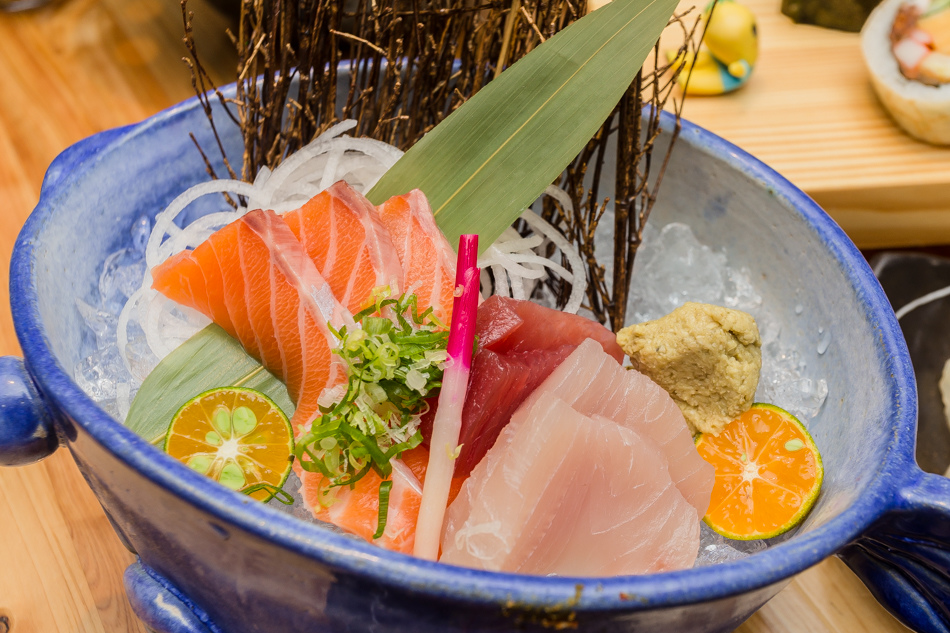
[299,445,464,554]
[441,397,700,575]
[284,181,404,313]
[515,338,715,516]
[151,209,352,433]
[301,456,424,554]
[376,189,457,324]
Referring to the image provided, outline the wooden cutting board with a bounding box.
[0,0,917,631]
[673,0,950,249]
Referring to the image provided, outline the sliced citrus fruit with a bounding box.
[164,387,294,502]
[694,403,823,540]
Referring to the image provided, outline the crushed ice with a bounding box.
[628,223,829,422]
[74,215,153,418]
[694,523,767,567]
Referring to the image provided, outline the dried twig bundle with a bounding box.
[183,0,585,181]
[182,0,704,330]
[542,9,704,329]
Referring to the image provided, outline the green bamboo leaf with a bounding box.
[367,0,678,250]
[126,324,295,444]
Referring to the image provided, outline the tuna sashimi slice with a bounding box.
[440,397,700,575]
[475,295,624,360]
[516,338,715,516]
[284,181,403,314]
[420,296,624,477]
[376,189,457,324]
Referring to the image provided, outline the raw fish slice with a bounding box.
[376,189,457,324]
[515,338,715,516]
[475,295,624,361]
[441,398,592,572]
[301,454,425,554]
[152,209,352,432]
[441,398,700,575]
[541,414,700,576]
[420,297,622,475]
[284,181,403,313]
[283,183,418,542]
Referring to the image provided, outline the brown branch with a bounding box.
[329,29,389,57]
[519,5,546,43]
[183,0,693,330]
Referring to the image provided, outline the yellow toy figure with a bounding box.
[673,0,759,95]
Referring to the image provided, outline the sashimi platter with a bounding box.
[74,0,828,582]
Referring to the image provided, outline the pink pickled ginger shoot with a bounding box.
[414,234,479,560]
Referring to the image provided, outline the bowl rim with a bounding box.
[10,88,918,612]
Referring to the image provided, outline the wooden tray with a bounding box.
[0,0,919,631]
[676,0,950,249]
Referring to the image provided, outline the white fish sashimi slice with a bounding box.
[611,370,714,516]
[515,338,715,517]
[441,397,700,576]
[441,397,591,571]
[546,414,700,576]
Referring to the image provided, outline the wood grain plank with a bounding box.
[43,452,148,633]
[673,0,950,246]
[0,457,106,633]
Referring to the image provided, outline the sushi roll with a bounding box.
[861,0,950,144]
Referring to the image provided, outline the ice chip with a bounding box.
[628,223,728,322]
[76,299,117,347]
[817,328,832,355]
[724,266,762,312]
[694,523,765,567]
[99,247,147,313]
[74,346,124,401]
[131,214,151,253]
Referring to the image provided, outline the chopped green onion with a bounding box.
[241,483,295,505]
[373,480,394,539]
[293,289,452,535]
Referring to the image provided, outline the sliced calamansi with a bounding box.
[694,403,823,540]
[164,387,294,502]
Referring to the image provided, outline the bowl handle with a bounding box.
[124,561,218,633]
[0,356,60,466]
[839,469,950,633]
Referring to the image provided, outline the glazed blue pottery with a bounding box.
[4,82,950,633]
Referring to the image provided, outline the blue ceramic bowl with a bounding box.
[4,86,950,633]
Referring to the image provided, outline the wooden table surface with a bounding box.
[678,0,950,249]
[0,1,923,632]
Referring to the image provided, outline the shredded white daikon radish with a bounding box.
[116,123,402,416]
[477,185,587,314]
[116,123,587,417]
